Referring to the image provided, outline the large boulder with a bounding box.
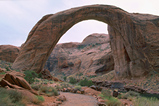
[0,73,37,95]
[12,5,159,79]
[0,45,20,63]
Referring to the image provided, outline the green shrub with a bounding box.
[74,85,81,90]
[69,77,77,84]
[101,89,112,98]
[119,91,140,99]
[5,67,10,71]
[40,86,59,96]
[32,95,45,104]
[38,73,42,78]
[64,76,67,81]
[56,85,62,91]
[60,82,71,89]
[100,89,121,106]
[36,96,44,102]
[24,70,38,84]
[78,78,93,87]
[8,89,23,103]
[133,97,159,106]
[106,97,121,106]
[0,88,25,106]
[0,72,6,75]
[31,84,41,91]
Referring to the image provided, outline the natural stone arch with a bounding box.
[12,5,159,79]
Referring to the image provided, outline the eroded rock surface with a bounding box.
[0,45,20,63]
[0,73,37,95]
[12,5,159,78]
[44,33,113,76]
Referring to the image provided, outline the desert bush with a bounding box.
[119,91,140,99]
[8,89,23,103]
[78,78,93,87]
[0,87,25,106]
[69,77,77,84]
[56,85,62,91]
[63,76,67,81]
[60,82,72,89]
[74,85,81,90]
[24,70,38,84]
[32,95,44,104]
[0,72,6,74]
[101,89,112,98]
[40,86,59,96]
[31,84,41,91]
[5,67,10,71]
[133,97,159,106]
[100,89,121,106]
[106,97,121,106]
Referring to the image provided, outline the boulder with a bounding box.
[0,67,6,73]
[0,73,37,95]
[82,87,101,96]
[0,45,20,63]
[56,95,66,102]
[112,89,119,97]
[40,69,62,82]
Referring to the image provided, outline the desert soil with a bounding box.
[60,92,98,106]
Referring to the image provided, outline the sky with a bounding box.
[0,0,159,46]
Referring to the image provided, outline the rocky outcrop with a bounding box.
[12,5,159,79]
[0,73,37,95]
[0,45,20,63]
[40,69,62,81]
[44,33,113,76]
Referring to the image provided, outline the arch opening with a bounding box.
[44,20,113,77]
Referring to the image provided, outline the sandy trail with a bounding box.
[60,92,98,106]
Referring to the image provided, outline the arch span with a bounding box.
[12,5,159,78]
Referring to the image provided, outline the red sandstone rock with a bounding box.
[44,33,113,76]
[0,45,20,63]
[12,5,159,79]
[0,73,37,95]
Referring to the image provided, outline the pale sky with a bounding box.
[0,0,159,46]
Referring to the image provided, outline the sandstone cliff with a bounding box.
[44,33,114,76]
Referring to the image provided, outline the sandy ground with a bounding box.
[60,92,98,106]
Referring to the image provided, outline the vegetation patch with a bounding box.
[78,78,93,87]
[0,87,24,106]
[39,86,59,96]
[24,70,41,84]
[99,89,121,106]
[69,77,77,84]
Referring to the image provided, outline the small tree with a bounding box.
[63,76,67,81]
[78,78,93,87]
[24,70,38,84]
[69,77,77,84]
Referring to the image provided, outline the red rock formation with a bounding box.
[44,33,113,76]
[0,73,37,95]
[0,45,20,63]
[40,69,62,82]
[12,5,159,79]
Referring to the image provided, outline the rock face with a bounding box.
[12,5,159,79]
[0,73,37,95]
[0,45,20,63]
[44,33,113,76]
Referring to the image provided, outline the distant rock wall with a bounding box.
[12,5,159,79]
[44,34,114,76]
